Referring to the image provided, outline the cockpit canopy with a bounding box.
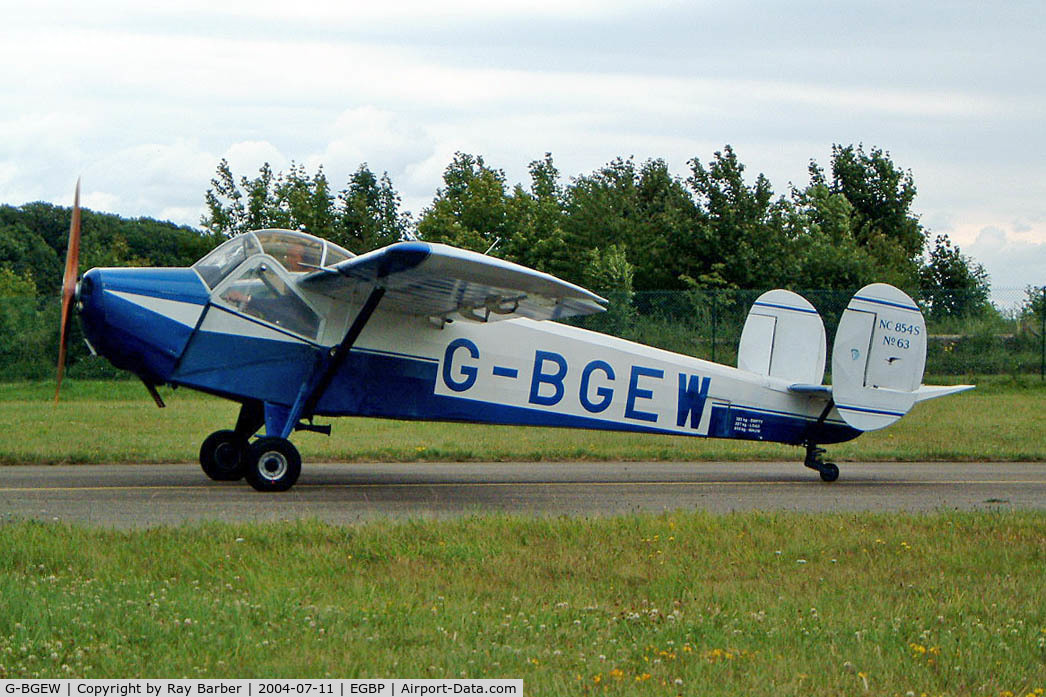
[193,229,354,289]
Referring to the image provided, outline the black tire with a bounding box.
[245,437,302,492]
[819,462,840,483]
[200,430,248,481]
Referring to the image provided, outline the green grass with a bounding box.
[1,378,1044,464]
[0,512,1043,694]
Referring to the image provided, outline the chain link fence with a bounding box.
[572,286,1046,379]
[2,287,1044,380]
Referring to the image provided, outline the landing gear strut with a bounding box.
[199,400,263,483]
[804,444,839,483]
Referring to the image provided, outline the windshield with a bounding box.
[193,235,263,289]
[193,230,354,288]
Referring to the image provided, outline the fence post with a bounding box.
[711,291,718,363]
[1041,286,1045,381]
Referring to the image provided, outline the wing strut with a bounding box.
[268,285,386,439]
[302,285,386,420]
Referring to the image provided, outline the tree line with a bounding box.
[0,144,997,321]
[2,143,1043,379]
[201,145,991,320]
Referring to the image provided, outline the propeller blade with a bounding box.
[54,179,82,404]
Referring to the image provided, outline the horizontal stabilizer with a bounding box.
[301,242,606,322]
[787,384,833,398]
[914,383,975,402]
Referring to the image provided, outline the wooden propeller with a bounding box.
[54,179,82,404]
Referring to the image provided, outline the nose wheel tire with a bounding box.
[245,437,301,492]
[199,430,248,481]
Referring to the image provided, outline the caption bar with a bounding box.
[0,681,522,697]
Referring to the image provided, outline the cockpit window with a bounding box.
[194,229,355,288]
[255,230,324,272]
[323,245,352,266]
[218,262,322,340]
[193,235,262,289]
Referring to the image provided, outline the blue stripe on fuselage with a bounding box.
[153,322,859,445]
[312,350,860,445]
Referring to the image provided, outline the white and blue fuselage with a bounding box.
[77,244,859,449]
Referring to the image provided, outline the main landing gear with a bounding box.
[199,430,249,481]
[197,286,385,493]
[803,443,840,483]
[199,431,302,492]
[198,402,301,492]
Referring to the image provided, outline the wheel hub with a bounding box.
[258,451,288,481]
[214,441,240,469]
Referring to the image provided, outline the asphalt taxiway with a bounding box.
[0,461,1042,527]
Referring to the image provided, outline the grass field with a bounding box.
[2,379,1044,691]
[0,512,1043,693]
[1,377,1043,465]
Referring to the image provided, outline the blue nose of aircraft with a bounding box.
[77,266,210,381]
[77,268,103,338]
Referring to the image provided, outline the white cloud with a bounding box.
[83,140,217,224]
[966,225,1046,292]
[81,190,121,214]
[17,0,657,28]
[309,107,433,183]
[0,0,1042,267]
[222,142,289,178]
[0,161,20,192]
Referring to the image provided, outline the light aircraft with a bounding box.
[55,184,972,491]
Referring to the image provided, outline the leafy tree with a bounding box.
[919,234,990,319]
[0,267,54,378]
[685,146,794,290]
[787,182,879,291]
[502,154,573,278]
[564,157,697,290]
[335,165,412,253]
[580,244,636,334]
[1021,286,1045,322]
[416,153,511,253]
[1,201,70,258]
[276,163,336,239]
[204,161,333,238]
[1,202,210,295]
[0,222,62,293]
[582,244,635,296]
[81,233,152,270]
[201,159,246,238]
[816,144,926,289]
[202,160,410,252]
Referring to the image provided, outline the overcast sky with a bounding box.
[2,0,1043,293]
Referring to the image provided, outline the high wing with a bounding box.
[300,241,607,322]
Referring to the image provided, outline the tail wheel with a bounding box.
[819,462,840,483]
[804,444,840,483]
[200,430,248,481]
[245,437,301,492]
